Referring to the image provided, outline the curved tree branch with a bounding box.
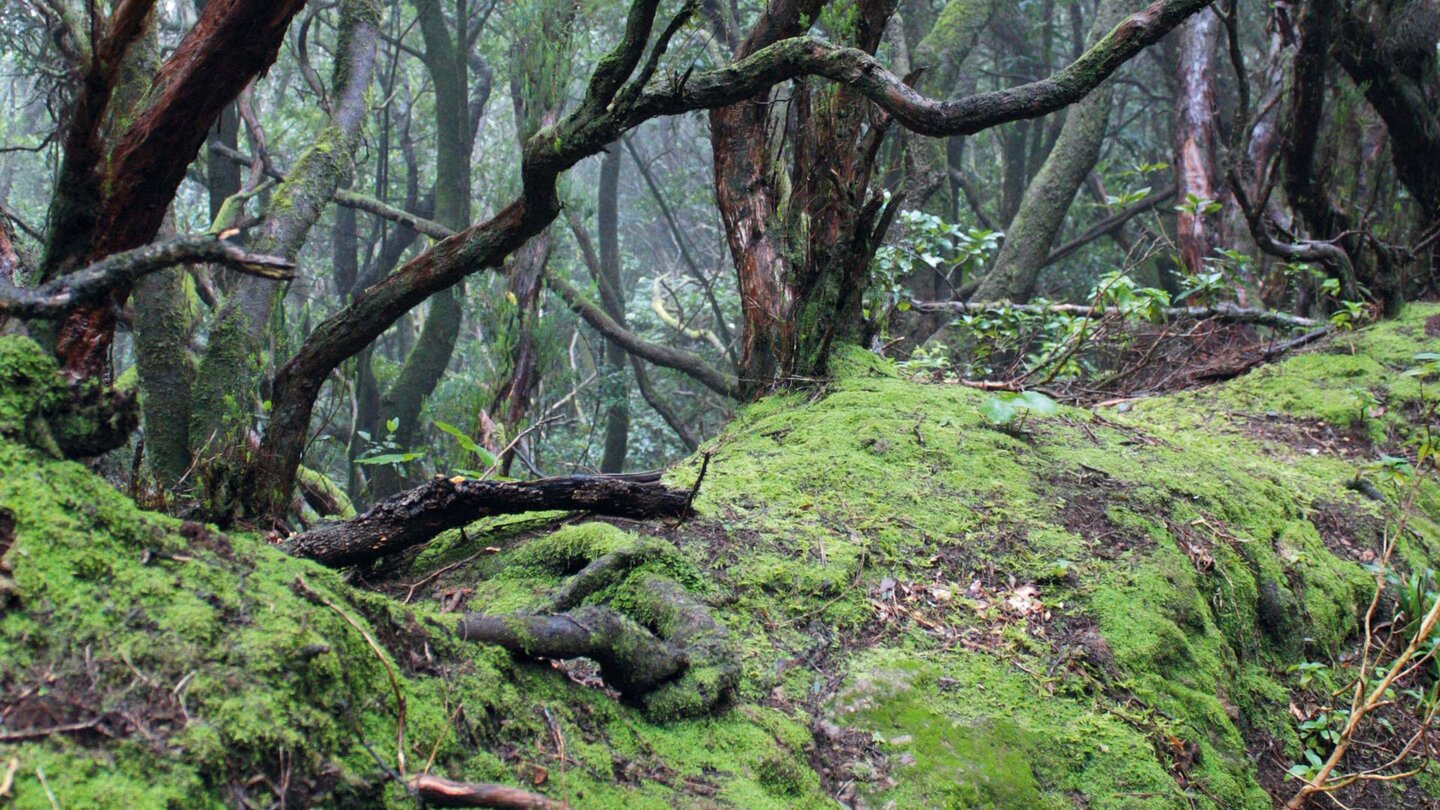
[627,0,1217,136]
[0,235,292,320]
[546,271,741,398]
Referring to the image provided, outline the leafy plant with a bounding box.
[1176,192,1222,218]
[1329,300,1367,331]
[1103,185,1151,209]
[979,390,1058,429]
[1093,270,1171,322]
[355,418,425,467]
[1177,269,1229,304]
[896,343,954,379]
[1348,387,1383,423]
[434,419,500,476]
[868,209,1002,325]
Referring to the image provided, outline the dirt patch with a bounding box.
[1425,313,1440,337]
[806,718,889,806]
[1310,499,1385,562]
[1234,412,1375,460]
[1052,468,1153,558]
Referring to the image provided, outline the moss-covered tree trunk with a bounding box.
[596,145,631,473]
[184,0,381,518]
[971,0,1135,303]
[489,0,573,470]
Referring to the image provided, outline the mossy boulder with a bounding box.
[4,307,1440,808]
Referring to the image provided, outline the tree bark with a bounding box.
[49,0,310,379]
[1173,8,1221,274]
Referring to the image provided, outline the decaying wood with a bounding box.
[282,473,690,567]
[406,773,565,809]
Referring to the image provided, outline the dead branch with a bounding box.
[0,235,292,320]
[909,300,1318,330]
[1043,187,1177,267]
[546,270,741,398]
[282,473,691,567]
[406,773,564,809]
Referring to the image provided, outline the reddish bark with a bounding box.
[1173,10,1221,274]
[0,222,18,287]
[710,0,894,396]
[53,0,308,378]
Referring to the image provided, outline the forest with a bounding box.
[0,0,1439,807]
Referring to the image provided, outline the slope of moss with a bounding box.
[3,307,1440,808]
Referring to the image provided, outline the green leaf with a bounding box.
[980,397,1017,425]
[356,451,424,466]
[1015,391,1058,415]
[385,417,399,433]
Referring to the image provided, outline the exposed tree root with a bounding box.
[456,542,739,719]
[282,473,690,567]
[457,607,686,695]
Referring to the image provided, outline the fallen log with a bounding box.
[281,472,690,567]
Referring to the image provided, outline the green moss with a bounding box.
[8,310,1440,807]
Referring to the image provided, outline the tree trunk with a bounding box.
[488,0,574,470]
[188,0,382,517]
[711,0,894,398]
[1173,8,1221,275]
[1334,2,1440,222]
[972,0,1136,303]
[597,145,631,473]
[375,0,481,479]
[48,0,310,380]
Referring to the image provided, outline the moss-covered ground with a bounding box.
[3,307,1440,808]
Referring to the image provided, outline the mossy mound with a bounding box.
[4,308,1440,808]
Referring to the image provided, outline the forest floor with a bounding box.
[4,306,1440,808]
